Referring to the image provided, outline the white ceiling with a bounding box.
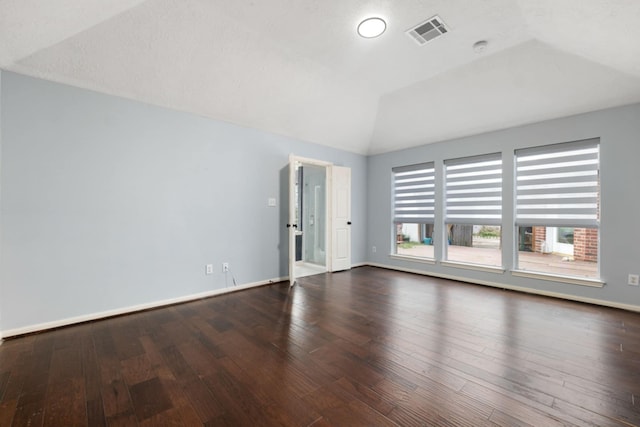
[2,0,640,154]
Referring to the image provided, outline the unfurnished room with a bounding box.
[1,1,640,426]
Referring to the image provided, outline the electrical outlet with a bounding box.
[205,264,213,275]
[372,246,377,253]
[628,274,639,286]
[222,262,229,273]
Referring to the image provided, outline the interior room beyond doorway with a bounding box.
[295,163,327,278]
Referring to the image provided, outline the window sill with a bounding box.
[389,254,436,265]
[440,261,505,274]
[511,270,604,287]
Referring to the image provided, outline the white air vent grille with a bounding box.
[406,16,448,46]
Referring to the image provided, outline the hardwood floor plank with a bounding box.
[333,376,395,417]
[105,411,137,427]
[308,344,384,387]
[0,361,28,407]
[43,378,86,426]
[552,397,636,427]
[119,354,156,387]
[322,398,398,427]
[180,377,226,423]
[10,401,44,427]
[110,324,145,361]
[48,347,82,386]
[302,383,354,413]
[81,333,102,402]
[489,409,536,427]
[0,399,18,427]
[159,345,196,382]
[460,380,567,427]
[0,372,10,403]
[100,379,134,419]
[201,370,269,426]
[137,406,188,427]
[215,357,272,406]
[86,398,107,427]
[176,338,223,378]
[127,377,172,422]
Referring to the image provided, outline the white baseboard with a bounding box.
[366,262,640,313]
[1,276,287,339]
[5,263,637,339]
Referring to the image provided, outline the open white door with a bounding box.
[288,155,297,286]
[331,166,351,271]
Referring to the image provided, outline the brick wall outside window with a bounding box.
[533,226,546,253]
[574,228,598,262]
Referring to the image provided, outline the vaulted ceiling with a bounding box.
[2,0,640,154]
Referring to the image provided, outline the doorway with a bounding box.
[288,155,351,286]
[296,163,327,277]
[548,227,574,256]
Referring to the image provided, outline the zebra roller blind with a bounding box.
[515,139,599,227]
[445,153,502,225]
[392,162,435,224]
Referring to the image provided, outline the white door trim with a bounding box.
[288,155,352,282]
[288,155,297,286]
[548,227,574,256]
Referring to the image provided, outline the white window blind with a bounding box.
[392,162,435,224]
[515,138,599,227]
[445,153,502,225]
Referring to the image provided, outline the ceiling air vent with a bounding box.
[406,15,448,46]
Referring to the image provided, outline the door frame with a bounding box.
[288,155,336,286]
[548,227,574,256]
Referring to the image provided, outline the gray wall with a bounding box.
[368,102,640,307]
[0,71,367,333]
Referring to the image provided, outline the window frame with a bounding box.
[443,153,504,269]
[391,162,436,261]
[512,138,602,285]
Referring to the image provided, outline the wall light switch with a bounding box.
[268,197,277,207]
[628,274,639,286]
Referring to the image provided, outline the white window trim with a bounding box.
[389,254,436,265]
[511,269,604,288]
[440,260,505,274]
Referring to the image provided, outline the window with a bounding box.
[444,153,502,267]
[515,139,600,279]
[392,163,435,259]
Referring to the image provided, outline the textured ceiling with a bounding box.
[2,0,640,154]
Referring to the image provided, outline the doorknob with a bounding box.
[347,221,352,225]
[287,224,298,228]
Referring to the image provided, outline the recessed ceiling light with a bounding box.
[358,17,386,38]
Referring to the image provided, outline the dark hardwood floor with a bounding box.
[1,266,639,426]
